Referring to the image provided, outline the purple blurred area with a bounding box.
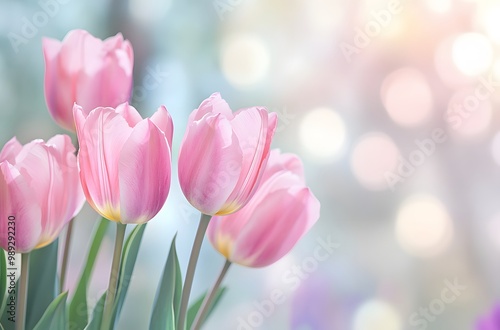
[1,0,500,328]
[476,303,500,330]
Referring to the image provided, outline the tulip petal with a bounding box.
[44,135,85,236]
[77,52,133,112]
[119,119,171,224]
[57,31,101,118]
[114,103,143,127]
[0,137,23,164]
[47,134,76,157]
[73,103,88,137]
[261,149,304,183]
[231,187,320,267]
[193,92,233,121]
[59,30,96,74]
[76,34,133,112]
[221,108,277,214]
[0,162,42,253]
[150,105,174,147]
[43,37,75,131]
[207,171,303,259]
[104,33,134,77]
[76,107,132,221]
[42,37,62,62]
[13,140,69,245]
[179,114,243,215]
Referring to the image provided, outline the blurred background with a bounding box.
[1,0,500,329]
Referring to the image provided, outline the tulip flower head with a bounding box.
[178,92,277,216]
[0,135,85,253]
[74,102,173,224]
[207,149,320,267]
[43,29,134,131]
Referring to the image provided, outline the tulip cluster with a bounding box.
[0,29,320,330]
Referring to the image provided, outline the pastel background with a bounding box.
[1,0,499,329]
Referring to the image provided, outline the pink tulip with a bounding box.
[74,102,172,224]
[0,135,85,253]
[178,92,277,216]
[207,149,320,267]
[43,29,134,132]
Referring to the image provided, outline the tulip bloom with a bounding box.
[0,135,85,253]
[74,102,172,224]
[207,150,320,267]
[43,29,133,132]
[178,92,277,216]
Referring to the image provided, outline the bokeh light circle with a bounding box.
[353,299,401,330]
[435,36,474,87]
[452,33,493,76]
[480,5,500,43]
[395,194,453,258]
[381,67,434,127]
[425,0,452,13]
[446,89,492,139]
[221,34,270,88]
[350,132,400,191]
[299,107,346,161]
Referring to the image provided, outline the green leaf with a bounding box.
[83,292,106,330]
[32,291,68,330]
[0,250,6,316]
[26,239,59,330]
[172,238,182,322]
[110,224,147,327]
[186,288,227,330]
[69,217,110,330]
[149,235,181,330]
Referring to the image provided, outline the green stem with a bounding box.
[17,253,30,330]
[191,260,231,330]
[61,137,79,293]
[177,214,212,330]
[100,222,126,330]
[60,219,74,292]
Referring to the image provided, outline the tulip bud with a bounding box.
[207,149,320,267]
[43,29,134,132]
[178,92,277,216]
[74,102,173,224]
[0,135,85,253]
